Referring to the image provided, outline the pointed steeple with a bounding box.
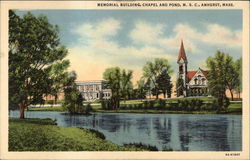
[177,40,187,62]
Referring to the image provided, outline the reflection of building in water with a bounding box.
[75,80,111,102]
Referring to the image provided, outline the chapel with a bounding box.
[177,40,210,97]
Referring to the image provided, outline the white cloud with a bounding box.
[73,18,121,40]
[173,23,242,49]
[130,21,166,45]
[69,19,241,84]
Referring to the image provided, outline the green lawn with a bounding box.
[9,118,146,151]
[28,106,65,112]
[95,103,241,115]
[28,97,242,115]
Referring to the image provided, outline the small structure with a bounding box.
[177,40,210,97]
[75,80,112,102]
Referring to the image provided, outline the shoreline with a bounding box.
[24,107,241,115]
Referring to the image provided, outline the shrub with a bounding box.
[143,101,149,109]
[85,104,92,114]
[162,146,173,151]
[101,99,112,110]
[123,143,158,151]
[148,100,155,109]
[155,99,166,109]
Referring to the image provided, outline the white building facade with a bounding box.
[75,80,112,102]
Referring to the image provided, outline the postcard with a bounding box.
[0,0,249,160]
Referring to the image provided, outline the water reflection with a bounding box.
[9,111,242,151]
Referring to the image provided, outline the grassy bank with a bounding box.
[9,118,146,151]
[27,106,65,111]
[27,103,242,115]
[93,103,242,115]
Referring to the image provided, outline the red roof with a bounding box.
[187,69,210,82]
[177,40,187,62]
[187,71,197,81]
[201,70,210,78]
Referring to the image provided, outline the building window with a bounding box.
[202,78,206,85]
[194,78,197,85]
[179,66,183,73]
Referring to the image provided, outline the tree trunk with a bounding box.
[19,100,26,119]
[156,93,159,99]
[163,92,166,98]
[229,89,234,101]
[54,94,58,105]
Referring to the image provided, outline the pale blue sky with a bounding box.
[16,10,242,83]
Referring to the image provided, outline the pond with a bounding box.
[9,111,242,151]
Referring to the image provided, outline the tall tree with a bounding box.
[206,51,237,108]
[120,69,133,102]
[136,78,147,100]
[142,58,173,99]
[156,69,173,98]
[49,60,71,104]
[103,67,122,110]
[9,10,70,118]
[103,67,133,109]
[235,57,242,98]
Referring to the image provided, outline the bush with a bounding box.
[123,143,158,151]
[162,146,173,151]
[101,99,112,110]
[85,104,92,114]
[155,99,166,109]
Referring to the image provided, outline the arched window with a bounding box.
[194,78,198,85]
[179,65,183,73]
[198,75,201,85]
[202,78,206,85]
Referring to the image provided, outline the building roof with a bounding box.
[177,40,187,62]
[187,71,197,81]
[187,69,210,82]
[201,70,210,78]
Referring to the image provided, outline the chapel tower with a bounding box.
[177,40,188,97]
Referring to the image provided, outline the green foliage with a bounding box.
[123,143,158,151]
[234,57,242,97]
[9,118,145,151]
[63,83,92,114]
[9,10,73,118]
[142,58,173,99]
[28,106,65,112]
[206,51,240,104]
[156,69,173,98]
[162,146,173,151]
[103,67,133,109]
[101,99,112,110]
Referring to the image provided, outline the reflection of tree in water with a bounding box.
[178,118,230,151]
[153,117,171,145]
[97,114,122,132]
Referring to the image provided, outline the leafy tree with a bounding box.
[103,67,134,109]
[142,58,173,99]
[235,57,242,98]
[206,51,236,109]
[156,69,173,98]
[135,78,147,100]
[103,67,122,110]
[120,69,133,102]
[9,10,70,118]
[49,60,71,104]
[63,72,91,114]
